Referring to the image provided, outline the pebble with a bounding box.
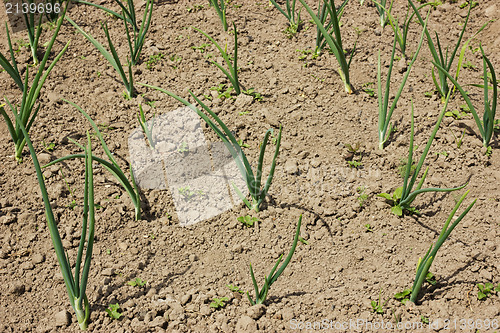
[284,159,299,174]
[200,304,212,316]
[180,294,192,306]
[38,153,52,165]
[54,310,71,327]
[235,315,257,333]
[0,215,16,225]
[246,304,266,320]
[232,244,243,253]
[102,268,115,276]
[149,316,168,328]
[9,282,25,295]
[234,94,254,109]
[485,4,497,17]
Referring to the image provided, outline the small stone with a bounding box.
[397,58,407,73]
[200,305,212,316]
[234,94,254,109]
[189,254,198,262]
[284,159,299,174]
[118,242,128,251]
[20,261,34,270]
[149,316,168,328]
[232,244,243,253]
[38,153,53,165]
[235,315,257,333]
[310,159,322,168]
[0,215,16,225]
[102,268,115,276]
[180,294,192,306]
[485,4,497,18]
[246,304,266,320]
[10,282,25,295]
[54,310,71,327]
[281,308,295,321]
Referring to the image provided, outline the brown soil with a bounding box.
[1,0,499,332]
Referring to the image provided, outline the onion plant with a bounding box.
[71,0,152,65]
[139,83,282,212]
[409,190,476,303]
[137,104,155,149]
[433,46,497,148]
[378,100,467,216]
[0,4,69,162]
[373,0,392,28]
[22,0,44,65]
[43,100,142,220]
[0,23,24,90]
[66,17,135,98]
[247,215,302,305]
[312,0,349,54]
[408,0,473,103]
[269,0,302,35]
[72,0,143,32]
[378,13,429,150]
[208,0,228,31]
[193,23,241,95]
[14,114,96,330]
[380,1,443,59]
[299,0,354,94]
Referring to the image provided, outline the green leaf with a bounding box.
[105,303,122,319]
[393,187,403,200]
[394,289,411,300]
[377,193,393,201]
[391,205,403,216]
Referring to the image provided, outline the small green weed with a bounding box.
[357,186,368,208]
[371,289,388,314]
[105,303,122,319]
[237,215,258,227]
[191,43,210,53]
[210,297,229,309]
[127,278,147,287]
[146,53,165,70]
[227,284,244,293]
[477,283,500,300]
[394,289,411,304]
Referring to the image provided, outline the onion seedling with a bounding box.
[269,0,302,36]
[408,0,473,103]
[137,104,155,149]
[373,1,432,59]
[72,0,143,32]
[139,83,282,212]
[123,0,154,66]
[43,100,142,220]
[193,23,242,95]
[378,101,467,216]
[22,0,44,65]
[410,190,476,303]
[373,0,393,28]
[313,0,348,54]
[209,0,228,31]
[66,17,135,98]
[377,13,429,150]
[0,23,24,90]
[14,114,96,330]
[0,3,69,162]
[433,46,497,148]
[299,0,354,94]
[247,215,302,305]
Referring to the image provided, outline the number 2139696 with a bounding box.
[442,319,498,330]
[5,2,61,15]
